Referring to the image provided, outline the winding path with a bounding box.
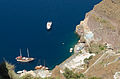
[83,50,110,74]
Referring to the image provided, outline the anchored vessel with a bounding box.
[46,22,52,30]
[70,48,73,53]
[16,48,34,62]
[35,60,49,70]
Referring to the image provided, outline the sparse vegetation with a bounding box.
[117,49,120,53]
[79,50,82,54]
[92,13,115,31]
[88,77,101,79]
[92,14,107,24]
[63,68,85,79]
[84,56,93,64]
[99,44,106,50]
[88,42,106,54]
[96,16,107,23]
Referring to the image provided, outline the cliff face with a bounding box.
[76,0,120,51]
[0,61,18,79]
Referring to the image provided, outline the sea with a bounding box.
[0,0,101,71]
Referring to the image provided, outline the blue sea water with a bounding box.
[0,0,101,71]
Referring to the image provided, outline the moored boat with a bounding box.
[70,48,73,53]
[35,60,49,70]
[35,65,43,70]
[15,48,34,62]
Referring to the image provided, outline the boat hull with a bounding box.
[16,58,34,63]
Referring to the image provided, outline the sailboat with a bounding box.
[35,59,43,70]
[15,48,35,62]
[42,60,49,70]
[35,60,49,70]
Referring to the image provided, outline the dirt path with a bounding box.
[83,50,111,74]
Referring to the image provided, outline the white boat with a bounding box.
[17,71,23,74]
[15,48,34,62]
[70,48,73,53]
[45,67,49,70]
[17,70,27,74]
[46,22,52,30]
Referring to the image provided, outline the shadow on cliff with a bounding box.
[0,61,10,79]
[0,60,18,79]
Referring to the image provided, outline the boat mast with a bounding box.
[37,59,40,66]
[44,60,45,67]
[27,48,29,58]
[20,48,22,57]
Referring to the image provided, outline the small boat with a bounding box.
[35,65,43,70]
[45,67,49,70]
[43,60,49,70]
[17,71,23,74]
[35,60,49,70]
[62,42,64,45]
[41,66,49,70]
[16,48,34,62]
[35,60,43,70]
[70,48,73,53]
[17,70,27,74]
[46,22,52,30]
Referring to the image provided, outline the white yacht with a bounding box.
[46,22,52,30]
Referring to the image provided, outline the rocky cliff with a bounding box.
[76,0,120,51]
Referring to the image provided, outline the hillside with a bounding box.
[76,0,120,79]
[76,0,120,51]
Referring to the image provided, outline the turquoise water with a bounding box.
[0,0,101,71]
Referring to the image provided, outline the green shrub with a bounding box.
[88,56,93,60]
[84,56,93,64]
[79,50,82,54]
[63,68,85,79]
[88,77,101,79]
[117,49,120,53]
[99,44,106,50]
[84,58,89,64]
